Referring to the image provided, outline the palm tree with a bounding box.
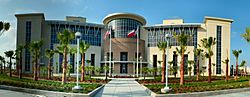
[0,21,10,36]
[142,67,149,80]
[188,60,194,77]
[57,29,74,84]
[0,56,4,74]
[95,67,102,76]
[152,67,158,79]
[241,27,250,43]
[222,57,229,81]
[194,48,203,81]
[4,50,14,77]
[201,37,216,83]
[212,63,216,75]
[68,47,76,75]
[16,45,24,79]
[79,41,90,81]
[157,42,167,83]
[29,40,43,81]
[45,49,55,80]
[232,49,242,80]
[88,66,95,78]
[168,61,174,75]
[67,64,72,77]
[240,60,246,77]
[173,33,189,85]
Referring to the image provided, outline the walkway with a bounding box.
[0,89,45,97]
[94,78,150,97]
[206,91,250,97]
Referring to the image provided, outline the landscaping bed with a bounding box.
[138,76,225,84]
[143,77,250,94]
[0,74,101,93]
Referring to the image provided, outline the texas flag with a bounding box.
[103,29,111,40]
[128,26,139,38]
[127,29,136,38]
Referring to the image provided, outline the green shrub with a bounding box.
[0,74,101,93]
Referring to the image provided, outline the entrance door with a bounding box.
[120,52,128,74]
[120,64,128,73]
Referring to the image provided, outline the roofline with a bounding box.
[15,13,45,19]
[45,20,105,27]
[144,23,201,29]
[103,12,146,25]
[205,16,233,23]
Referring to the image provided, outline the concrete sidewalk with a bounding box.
[94,78,150,97]
[206,91,250,97]
[0,89,45,97]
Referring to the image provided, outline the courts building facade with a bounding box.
[15,13,233,77]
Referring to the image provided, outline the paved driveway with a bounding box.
[94,78,150,97]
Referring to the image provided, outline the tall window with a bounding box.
[173,52,178,75]
[91,54,95,74]
[59,54,63,73]
[120,52,128,73]
[216,26,222,74]
[153,55,157,68]
[184,55,188,75]
[91,54,95,66]
[25,21,31,72]
[70,54,75,73]
[147,27,197,47]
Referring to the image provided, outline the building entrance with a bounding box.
[120,64,128,73]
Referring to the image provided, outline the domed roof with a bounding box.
[103,13,146,25]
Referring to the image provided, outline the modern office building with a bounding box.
[15,12,233,77]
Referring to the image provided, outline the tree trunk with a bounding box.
[19,55,22,79]
[62,47,67,84]
[16,59,19,76]
[34,55,38,81]
[189,69,191,78]
[208,57,211,83]
[226,61,229,81]
[9,57,12,77]
[245,66,247,77]
[235,58,238,80]
[3,63,5,73]
[0,63,2,74]
[144,72,146,80]
[196,58,199,81]
[161,51,166,83]
[81,54,85,81]
[48,59,51,80]
[180,51,184,85]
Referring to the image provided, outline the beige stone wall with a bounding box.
[147,46,195,77]
[15,14,45,73]
[203,17,232,76]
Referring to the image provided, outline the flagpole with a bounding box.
[136,26,139,77]
[109,27,112,77]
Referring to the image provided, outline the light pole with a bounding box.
[72,32,82,91]
[104,55,108,81]
[140,56,143,77]
[161,34,172,93]
[109,58,112,77]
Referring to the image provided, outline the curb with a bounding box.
[140,84,250,97]
[0,84,105,97]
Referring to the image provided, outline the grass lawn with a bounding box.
[0,74,102,93]
[143,76,250,94]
